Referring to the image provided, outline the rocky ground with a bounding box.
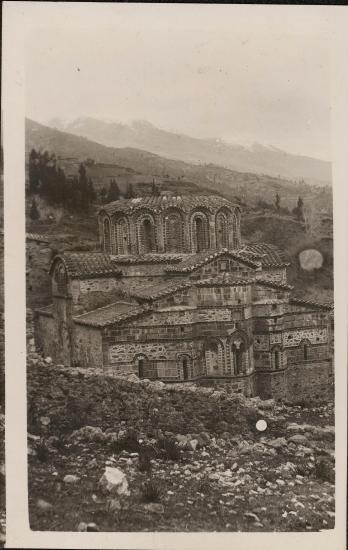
[27,347,335,533]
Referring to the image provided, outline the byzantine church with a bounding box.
[34,193,332,399]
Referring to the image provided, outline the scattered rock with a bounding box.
[77,521,88,531]
[36,499,52,512]
[106,498,122,513]
[288,434,308,445]
[63,474,79,484]
[87,523,100,532]
[144,503,164,514]
[99,467,130,496]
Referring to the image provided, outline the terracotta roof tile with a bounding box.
[111,253,184,265]
[165,250,259,273]
[74,301,151,327]
[290,298,333,311]
[100,195,239,217]
[240,243,290,268]
[49,253,122,279]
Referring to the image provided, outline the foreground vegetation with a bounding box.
[27,354,335,533]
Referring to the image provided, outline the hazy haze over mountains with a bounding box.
[48,117,331,187]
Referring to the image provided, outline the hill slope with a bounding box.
[50,117,331,186]
[26,119,331,210]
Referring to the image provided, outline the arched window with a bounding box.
[216,211,228,249]
[204,340,224,375]
[138,217,156,253]
[135,355,148,379]
[117,218,130,255]
[231,338,246,375]
[55,263,68,295]
[304,343,309,361]
[232,213,239,249]
[192,214,209,252]
[177,354,192,380]
[103,218,111,253]
[165,213,184,252]
[271,346,282,369]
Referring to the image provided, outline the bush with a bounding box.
[110,429,140,454]
[138,453,152,473]
[314,457,334,483]
[141,479,162,502]
[158,437,181,462]
[35,439,50,462]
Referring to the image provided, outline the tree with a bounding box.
[292,196,305,221]
[151,179,160,196]
[29,198,40,221]
[100,186,107,203]
[107,179,120,202]
[125,183,134,199]
[275,193,281,211]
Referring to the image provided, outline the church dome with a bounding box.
[98,194,241,255]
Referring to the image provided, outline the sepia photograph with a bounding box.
[2,2,348,548]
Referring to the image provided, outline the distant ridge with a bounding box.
[48,116,331,187]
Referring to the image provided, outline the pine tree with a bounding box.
[151,179,160,196]
[275,193,281,211]
[29,198,40,221]
[100,186,107,203]
[125,183,134,199]
[107,179,120,202]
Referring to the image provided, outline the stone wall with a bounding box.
[74,325,103,368]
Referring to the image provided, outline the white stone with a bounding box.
[99,467,130,496]
[63,474,79,484]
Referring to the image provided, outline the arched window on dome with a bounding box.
[192,213,209,252]
[103,218,111,253]
[117,218,130,255]
[165,212,184,252]
[138,216,156,253]
[216,211,228,249]
[232,213,239,249]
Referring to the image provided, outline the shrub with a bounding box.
[314,457,334,483]
[138,453,152,473]
[158,437,181,461]
[141,479,162,502]
[110,429,140,454]
[197,478,211,494]
[35,439,50,462]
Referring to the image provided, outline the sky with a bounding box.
[25,4,331,160]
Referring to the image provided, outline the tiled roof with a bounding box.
[290,298,333,311]
[254,278,293,291]
[240,243,290,268]
[165,250,260,273]
[26,233,50,244]
[195,274,254,287]
[122,279,192,301]
[49,253,122,279]
[111,253,185,265]
[101,195,239,216]
[74,301,152,327]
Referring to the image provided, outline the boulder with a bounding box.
[36,499,53,512]
[144,502,164,514]
[99,467,130,496]
[69,426,106,443]
[63,474,79,484]
[288,434,308,445]
[267,437,287,449]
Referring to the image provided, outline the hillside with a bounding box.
[26,119,332,211]
[50,117,331,187]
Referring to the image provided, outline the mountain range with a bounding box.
[48,116,331,187]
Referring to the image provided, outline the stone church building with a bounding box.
[34,194,333,400]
